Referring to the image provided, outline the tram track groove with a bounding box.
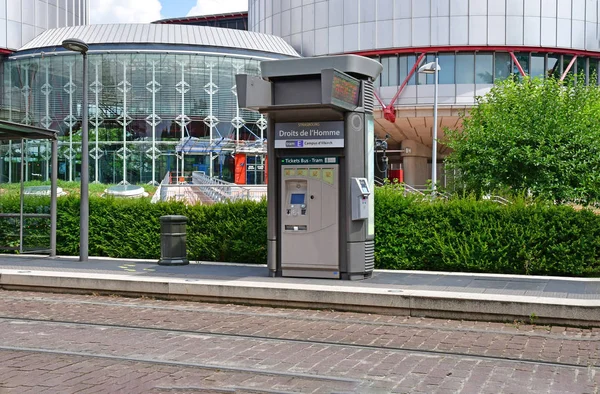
[0,344,361,385]
[0,315,597,371]
[1,294,597,342]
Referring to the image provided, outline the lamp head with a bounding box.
[62,38,89,54]
[418,61,441,74]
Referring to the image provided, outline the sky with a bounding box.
[90,0,249,24]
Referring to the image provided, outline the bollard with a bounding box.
[158,215,189,265]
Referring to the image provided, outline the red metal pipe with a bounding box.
[369,44,600,124]
[509,52,526,77]
[560,55,578,81]
[382,53,426,123]
[373,89,386,108]
[351,45,600,59]
[389,53,426,107]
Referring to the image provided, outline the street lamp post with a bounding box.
[62,38,89,262]
[418,57,441,193]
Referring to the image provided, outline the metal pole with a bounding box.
[8,141,12,183]
[151,62,157,185]
[19,140,24,254]
[122,61,127,185]
[94,62,100,184]
[68,63,74,182]
[80,52,89,262]
[208,64,214,178]
[50,138,58,257]
[180,62,185,180]
[432,56,438,194]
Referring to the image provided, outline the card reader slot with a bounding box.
[285,225,307,231]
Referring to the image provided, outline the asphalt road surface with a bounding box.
[0,290,598,393]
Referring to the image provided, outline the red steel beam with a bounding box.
[382,53,426,123]
[373,90,386,108]
[369,44,596,124]
[509,52,527,77]
[560,55,577,81]
[389,53,426,109]
[351,45,600,59]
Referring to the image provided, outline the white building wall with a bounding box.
[1,0,88,51]
[250,0,600,56]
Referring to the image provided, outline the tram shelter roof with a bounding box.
[0,120,57,141]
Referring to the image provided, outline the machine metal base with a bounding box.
[282,269,339,279]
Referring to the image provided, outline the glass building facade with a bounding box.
[0,23,299,185]
[155,13,249,31]
[0,53,265,185]
[376,51,600,87]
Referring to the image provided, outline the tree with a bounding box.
[445,76,600,204]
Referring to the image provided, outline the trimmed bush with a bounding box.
[1,190,599,276]
[0,195,267,263]
[374,187,600,276]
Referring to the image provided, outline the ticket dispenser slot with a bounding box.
[281,165,339,278]
[351,177,371,221]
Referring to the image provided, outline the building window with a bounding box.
[547,54,561,79]
[577,57,587,82]
[562,55,575,78]
[514,53,529,76]
[405,55,417,85]
[531,54,545,79]
[388,56,398,86]
[438,53,455,84]
[419,54,435,85]
[475,53,493,84]
[590,59,599,84]
[494,53,512,81]
[456,54,474,84]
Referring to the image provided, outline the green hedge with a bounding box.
[1,196,267,264]
[375,187,600,276]
[1,189,599,276]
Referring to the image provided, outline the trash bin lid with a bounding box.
[160,215,188,222]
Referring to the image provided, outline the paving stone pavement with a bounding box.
[0,290,598,393]
[1,255,600,300]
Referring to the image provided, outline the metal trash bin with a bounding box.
[158,215,189,265]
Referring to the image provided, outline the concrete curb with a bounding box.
[1,269,599,327]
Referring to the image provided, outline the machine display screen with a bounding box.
[290,193,305,205]
[331,70,360,110]
[359,179,369,193]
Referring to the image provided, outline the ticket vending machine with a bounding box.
[280,161,339,278]
[236,55,382,280]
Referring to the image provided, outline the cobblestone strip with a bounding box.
[0,292,598,368]
[0,318,597,393]
[0,350,358,394]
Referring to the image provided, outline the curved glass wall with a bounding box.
[376,52,600,88]
[0,52,266,185]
